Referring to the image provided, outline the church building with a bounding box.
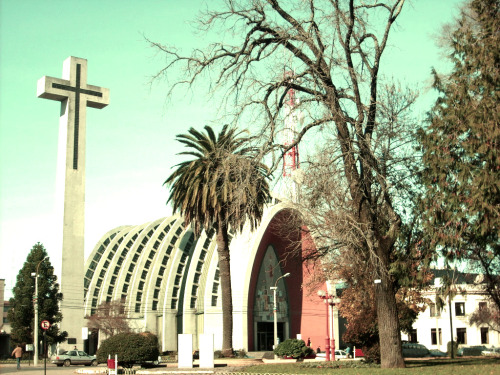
[82,199,341,353]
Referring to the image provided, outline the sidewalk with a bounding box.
[0,357,264,375]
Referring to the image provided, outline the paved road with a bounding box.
[0,357,264,375]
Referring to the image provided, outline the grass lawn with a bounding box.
[242,357,500,374]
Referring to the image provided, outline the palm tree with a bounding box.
[165,124,271,356]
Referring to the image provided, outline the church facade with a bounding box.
[82,199,336,353]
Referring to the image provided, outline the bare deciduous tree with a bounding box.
[150,0,413,367]
[86,300,131,338]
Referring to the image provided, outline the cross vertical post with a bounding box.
[37,57,109,350]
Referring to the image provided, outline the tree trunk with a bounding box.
[216,220,233,357]
[376,266,405,368]
[448,297,454,359]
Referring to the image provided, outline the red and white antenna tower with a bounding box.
[282,70,303,201]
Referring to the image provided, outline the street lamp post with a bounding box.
[32,256,48,366]
[271,272,290,355]
[317,289,340,361]
[328,296,340,360]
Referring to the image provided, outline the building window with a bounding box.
[479,302,487,310]
[480,327,489,344]
[456,328,467,344]
[429,303,440,317]
[431,328,442,345]
[455,302,465,316]
[409,329,417,343]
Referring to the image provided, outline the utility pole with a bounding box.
[33,256,48,366]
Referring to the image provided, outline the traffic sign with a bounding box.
[41,320,51,330]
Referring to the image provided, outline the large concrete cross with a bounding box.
[37,57,109,350]
[37,56,109,169]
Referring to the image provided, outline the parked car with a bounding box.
[402,343,430,357]
[457,345,487,357]
[316,350,348,360]
[481,347,500,356]
[333,350,348,360]
[51,350,97,367]
[429,349,447,357]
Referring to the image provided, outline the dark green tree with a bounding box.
[165,125,271,356]
[8,243,67,347]
[418,0,500,309]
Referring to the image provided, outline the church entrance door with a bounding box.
[256,321,284,351]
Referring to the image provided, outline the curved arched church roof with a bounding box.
[81,198,315,352]
[83,214,222,319]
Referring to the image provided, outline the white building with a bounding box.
[404,271,499,351]
[81,200,334,354]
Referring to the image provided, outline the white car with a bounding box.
[481,347,500,356]
[316,350,348,360]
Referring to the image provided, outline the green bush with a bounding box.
[96,332,160,367]
[274,339,309,359]
[214,350,225,358]
[302,345,315,358]
[362,343,381,363]
[234,349,247,358]
[447,341,459,356]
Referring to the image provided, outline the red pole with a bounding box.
[325,297,330,361]
[330,302,335,361]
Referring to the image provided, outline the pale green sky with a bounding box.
[0,0,463,298]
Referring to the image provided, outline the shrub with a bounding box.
[274,339,309,359]
[362,343,381,363]
[302,345,315,358]
[96,332,160,367]
[233,349,247,358]
[447,341,459,356]
[214,350,225,359]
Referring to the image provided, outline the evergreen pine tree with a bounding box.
[8,243,67,346]
[418,0,499,308]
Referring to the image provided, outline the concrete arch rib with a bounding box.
[125,218,166,320]
[109,222,149,303]
[83,225,132,316]
[142,217,179,331]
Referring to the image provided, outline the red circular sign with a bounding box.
[41,320,51,330]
